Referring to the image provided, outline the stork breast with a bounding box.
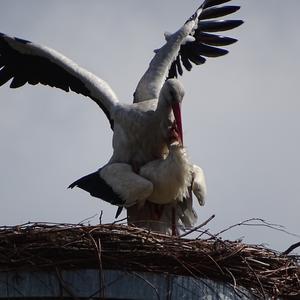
[139,145,192,204]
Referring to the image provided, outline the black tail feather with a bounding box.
[115,206,124,218]
[69,170,125,206]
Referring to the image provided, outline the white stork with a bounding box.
[0,0,242,233]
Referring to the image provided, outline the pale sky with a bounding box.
[0,1,299,253]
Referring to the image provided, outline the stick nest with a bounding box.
[0,222,299,299]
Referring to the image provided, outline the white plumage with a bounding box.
[0,0,242,234]
[140,143,192,205]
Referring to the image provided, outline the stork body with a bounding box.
[100,143,194,207]
[0,0,242,233]
[109,79,184,167]
[71,142,206,233]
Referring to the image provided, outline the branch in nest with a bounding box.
[282,242,300,255]
[213,218,300,239]
[180,214,215,238]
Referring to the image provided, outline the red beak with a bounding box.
[171,102,183,145]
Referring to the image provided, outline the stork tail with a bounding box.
[69,170,125,206]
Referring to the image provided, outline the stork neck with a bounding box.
[156,95,172,116]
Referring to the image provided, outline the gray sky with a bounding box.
[0,1,299,253]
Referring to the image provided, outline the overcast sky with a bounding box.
[0,0,299,253]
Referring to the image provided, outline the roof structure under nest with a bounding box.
[0,222,299,299]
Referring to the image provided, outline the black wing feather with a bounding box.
[175,55,183,76]
[195,32,237,46]
[203,0,231,9]
[198,20,243,32]
[168,60,178,78]
[0,33,114,128]
[10,76,27,88]
[0,34,90,95]
[0,58,5,68]
[200,6,240,20]
[0,67,13,86]
[181,55,193,72]
[167,0,243,79]
[194,43,229,57]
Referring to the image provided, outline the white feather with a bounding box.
[140,143,192,204]
[100,163,153,207]
[192,164,207,206]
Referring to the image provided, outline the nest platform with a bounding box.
[0,222,299,299]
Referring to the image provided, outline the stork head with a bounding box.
[159,79,185,145]
[160,78,185,105]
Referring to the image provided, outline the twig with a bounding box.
[78,214,98,225]
[180,215,215,238]
[195,229,210,239]
[214,218,300,238]
[99,210,103,224]
[242,257,267,299]
[55,267,80,300]
[282,241,300,255]
[111,217,127,225]
[88,233,105,299]
[131,271,161,300]
[225,268,239,296]
[171,256,224,300]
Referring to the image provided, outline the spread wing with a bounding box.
[134,0,243,103]
[0,33,119,128]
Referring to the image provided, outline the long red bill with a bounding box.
[171,102,183,145]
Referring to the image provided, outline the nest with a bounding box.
[0,222,299,299]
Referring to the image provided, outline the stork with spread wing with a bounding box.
[0,0,242,234]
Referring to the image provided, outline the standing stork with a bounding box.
[0,0,242,234]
